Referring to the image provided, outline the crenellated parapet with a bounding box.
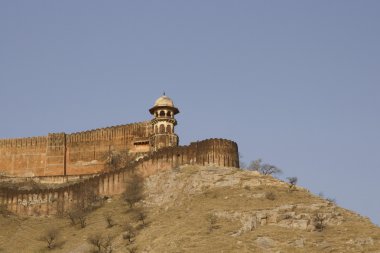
[0,138,239,216]
[66,121,151,144]
[0,121,153,177]
[0,136,47,149]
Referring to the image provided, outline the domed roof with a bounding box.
[149,95,179,115]
[154,95,174,107]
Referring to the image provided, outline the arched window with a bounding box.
[155,125,158,134]
[159,111,165,117]
[167,111,172,117]
[159,124,165,133]
[166,125,172,133]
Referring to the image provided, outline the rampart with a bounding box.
[0,121,152,177]
[0,138,239,216]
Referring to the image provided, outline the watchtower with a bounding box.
[149,94,179,151]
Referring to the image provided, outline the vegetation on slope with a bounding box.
[0,165,379,253]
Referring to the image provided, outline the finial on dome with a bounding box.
[163,91,166,96]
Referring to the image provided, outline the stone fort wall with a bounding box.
[0,138,239,216]
[0,121,152,177]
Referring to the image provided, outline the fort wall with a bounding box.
[0,122,152,177]
[0,138,239,216]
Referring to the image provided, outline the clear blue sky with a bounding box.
[1,1,379,224]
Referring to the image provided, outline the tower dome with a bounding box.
[154,95,174,107]
[149,95,179,114]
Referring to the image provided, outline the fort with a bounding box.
[0,95,239,215]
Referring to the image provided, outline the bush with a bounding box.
[133,208,147,227]
[104,212,116,228]
[41,227,60,249]
[88,233,112,253]
[206,213,219,232]
[123,174,144,208]
[313,213,326,231]
[287,177,298,192]
[67,208,87,228]
[265,192,276,201]
[122,224,136,243]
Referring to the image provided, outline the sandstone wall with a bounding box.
[0,122,152,177]
[0,138,239,216]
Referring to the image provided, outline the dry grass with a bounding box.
[0,165,379,253]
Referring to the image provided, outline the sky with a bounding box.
[0,1,379,224]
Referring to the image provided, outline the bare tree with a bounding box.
[67,210,78,225]
[313,213,327,231]
[123,174,144,208]
[104,150,131,171]
[247,159,282,176]
[123,224,136,243]
[133,208,147,226]
[287,177,298,192]
[88,233,103,252]
[206,213,219,232]
[41,227,60,249]
[88,233,113,253]
[247,159,262,171]
[77,210,87,228]
[104,212,115,228]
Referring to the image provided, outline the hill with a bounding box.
[0,165,379,252]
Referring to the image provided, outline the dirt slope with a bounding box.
[0,165,379,253]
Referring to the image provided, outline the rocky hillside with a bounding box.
[0,165,379,253]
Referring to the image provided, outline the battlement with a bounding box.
[0,136,47,148]
[0,138,239,216]
[0,121,153,177]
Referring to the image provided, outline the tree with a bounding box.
[259,164,282,175]
[41,227,60,249]
[206,213,219,232]
[123,224,136,243]
[88,233,113,253]
[287,177,298,191]
[247,159,282,176]
[247,159,262,171]
[88,233,103,252]
[104,149,131,171]
[104,212,115,228]
[77,210,87,228]
[123,174,144,208]
[313,213,326,231]
[133,208,147,226]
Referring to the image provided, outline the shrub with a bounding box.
[41,227,60,249]
[123,174,144,208]
[287,177,298,192]
[206,213,219,232]
[265,192,276,201]
[313,213,326,231]
[88,233,112,253]
[122,224,136,243]
[133,208,147,227]
[104,212,115,228]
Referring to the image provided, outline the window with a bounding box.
[159,124,165,133]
